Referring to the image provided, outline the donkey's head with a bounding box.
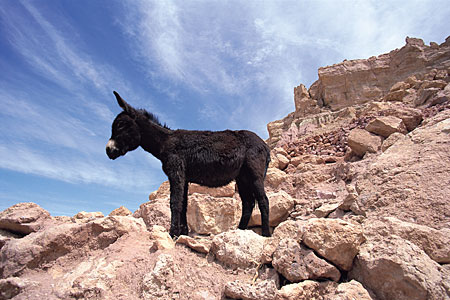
[106,91,141,160]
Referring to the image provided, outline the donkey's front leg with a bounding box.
[165,157,186,238]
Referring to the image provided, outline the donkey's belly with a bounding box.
[187,163,241,188]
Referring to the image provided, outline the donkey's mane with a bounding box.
[139,109,170,130]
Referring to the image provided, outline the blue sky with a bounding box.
[1,1,449,216]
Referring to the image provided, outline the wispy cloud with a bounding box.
[121,0,449,135]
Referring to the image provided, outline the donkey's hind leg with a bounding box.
[236,176,256,230]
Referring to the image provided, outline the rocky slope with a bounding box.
[1,36,450,300]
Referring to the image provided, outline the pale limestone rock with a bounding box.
[272,238,340,282]
[381,132,405,151]
[73,211,104,223]
[347,128,383,157]
[188,182,235,198]
[0,203,51,235]
[176,235,211,254]
[265,168,287,188]
[363,217,450,263]
[333,280,374,300]
[210,230,266,268]
[365,116,408,138]
[354,110,450,229]
[313,37,450,111]
[53,256,123,299]
[148,181,170,201]
[224,279,277,300]
[249,190,294,227]
[313,202,340,218]
[289,156,303,167]
[350,235,449,300]
[142,253,178,300]
[0,216,147,277]
[149,225,175,251]
[134,198,171,231]
[276,153,290,170]
[187,194,241,235]
[109,206,132,216]
[302,218,365,271]
[276,280,336,300]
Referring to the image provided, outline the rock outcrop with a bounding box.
[1,36,449,299]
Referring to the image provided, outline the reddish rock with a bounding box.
[347,129,383,157]
[365,116,408,138]
[0,203,51,235]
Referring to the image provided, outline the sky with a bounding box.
[0,1,449,216]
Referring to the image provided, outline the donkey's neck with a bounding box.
[137,117,170,160]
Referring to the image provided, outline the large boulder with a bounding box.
[224,279,278,300]
[350,235,449,300]
[272,238,340,282]
[363,217,450,263]
[365,116,408,138]
[347,129,383,157]
[210,230,266,268]
[134,198,171,231]
[0,216,147,278]
[0,203,51,235]
[302,218,365,271]
[354,110,450,229]
[249,190,295,227]
[187,194,241,235]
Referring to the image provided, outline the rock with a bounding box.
[311,37,450,111]
[148,181,171,201]
[187,194,241,235]
[289,156,303,167]
[53,256,124,299]
[272,220,305,242]
[176,235,211,254]
[149,225,175,251]
[0,216,147,277]
[265,168,287,188]
[275,279,374,300]
[272,238,340,282]
[383,105,423,131]
[249,190,295,227]
[276,154,290,170]
[224,279,278,300]
[73,211,104,222]
[313,202,340,218]
[354,110,450,229]
[0,203,51,235]
[365,116,408,138]
[363,217,450,263]
[381,132,405,151]
[302,218,365,271]
[0,277,37,300]
[0,229,21,250]
[188,182,236,198]
[210,230,266,268]
[334,280,375,300]
[109,206,132,216]
[276,280,336,300]
[133,198,171,231]
[347,129,383,157]
[350,235,449,300]
[142,253,178,300]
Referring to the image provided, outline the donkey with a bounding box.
[106,91,271,237]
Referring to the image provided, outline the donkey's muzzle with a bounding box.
[106,139,121,160]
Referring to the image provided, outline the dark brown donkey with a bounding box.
[106,91,271,237]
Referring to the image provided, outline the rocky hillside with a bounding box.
[1,36,450,300]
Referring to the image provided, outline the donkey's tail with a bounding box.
[264,148,271,179]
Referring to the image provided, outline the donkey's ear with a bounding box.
[113,91,136,116]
